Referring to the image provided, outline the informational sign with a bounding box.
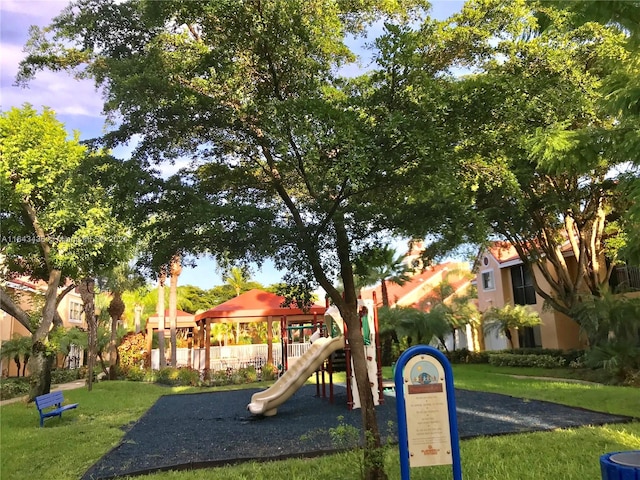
[395,345,462,480]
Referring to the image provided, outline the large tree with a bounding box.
[17,2,460,476]
[548,1,640,263]
[392,0,637,324]
[0,105,130,399]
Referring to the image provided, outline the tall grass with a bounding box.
[0,369,637,480]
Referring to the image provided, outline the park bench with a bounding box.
[35,391,78,427]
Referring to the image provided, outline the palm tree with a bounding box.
[376,306,402,366]
[49,326,87,370]
[389,305,451,347]
[420,269,479,351]
[482,304,542,350]
[211,322,234,347]
[104,264,146,378]
[354,246,412,307]
[0,334,31,377]
[224,266,250,343]
[78,277,97,391]
[157,266,167,367]
[169,255,182,367]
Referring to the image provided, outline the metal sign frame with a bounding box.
[394,345,462,479]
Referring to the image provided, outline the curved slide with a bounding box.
[247,335,345,416]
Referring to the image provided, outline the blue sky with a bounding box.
[1,0,465,289]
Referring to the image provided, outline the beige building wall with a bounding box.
[1,283,86,377]
[476,251,583,351]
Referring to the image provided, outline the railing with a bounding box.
[611,265,640,292]
[150,343,312,371]
[287,342,312,358]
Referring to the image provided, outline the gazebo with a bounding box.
[146,309,197,367]
[194,289,326,372]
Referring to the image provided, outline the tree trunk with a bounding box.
[27,269,62,401]
[22,355,29,377]
[28,341,55,400]
[505,328,514,350]
[169,256,182,367]
[342,303,388,480]
[381,280,390,308]
[157,268,167,367]
[108,291,125,380]
[78,277,97,392]
[332,217,388,480]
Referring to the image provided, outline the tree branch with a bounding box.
[0,287,33,332]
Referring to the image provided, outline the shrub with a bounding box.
[156,367,180,385]
[125,368,146,382]
[445,348,490,364]
[261,363,279,381]
[622,369,640,387]
[505,348,584,364]
[0,377,30,400]
[50,368,81,384]
[177,367,200,386]
[118,332,148,370]
[207,370,230,387]
[488,353,566,368]
[238,366,258,383]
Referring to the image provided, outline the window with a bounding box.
[69,301,83,323]
[510,265,536,305]
[609,264,640,293]
[518,326,542,348]
[481,270,495,291]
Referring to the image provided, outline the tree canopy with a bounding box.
[15,0,640,472]
[0,104,133,398]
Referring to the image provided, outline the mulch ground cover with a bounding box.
[82,384,632,479]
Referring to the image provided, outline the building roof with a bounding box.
[146,309,197,329]
[360,261,472,310]
[487,241,521,265]
[195,289,326,321]
[484,239,573,268]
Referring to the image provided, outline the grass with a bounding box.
[1,369,638,480]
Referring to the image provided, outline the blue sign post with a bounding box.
[395,345,462,480]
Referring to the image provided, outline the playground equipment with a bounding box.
[247,296,384,416]
[324,298,384,409]
[247,334,345,416]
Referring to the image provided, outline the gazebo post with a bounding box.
[281,315,288,371]
[372,291,384,405]
[204,319,211,376]
[267,315,273,365]
[145,323,153,368]
[344,321,353,410]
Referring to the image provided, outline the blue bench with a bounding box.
[35,391,78,427]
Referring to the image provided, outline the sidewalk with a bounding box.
[0,379,86,406]
[500,373,602,385]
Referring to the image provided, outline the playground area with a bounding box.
[81,384,631,479]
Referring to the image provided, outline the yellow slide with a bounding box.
[247,335,345,416]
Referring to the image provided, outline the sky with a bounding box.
[1,0,465,289]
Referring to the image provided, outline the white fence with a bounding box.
[150,342,313,371]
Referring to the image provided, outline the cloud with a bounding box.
[1,43,103,117]
[1,0,69,21]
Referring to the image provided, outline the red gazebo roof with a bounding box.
[195,289,326,321]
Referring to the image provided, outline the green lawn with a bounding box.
[1,369,638,480]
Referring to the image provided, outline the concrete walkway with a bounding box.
[0,379,86,406]
[500,373,602,385]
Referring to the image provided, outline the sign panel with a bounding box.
[403,355,452,467]
[395,345,462,480]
